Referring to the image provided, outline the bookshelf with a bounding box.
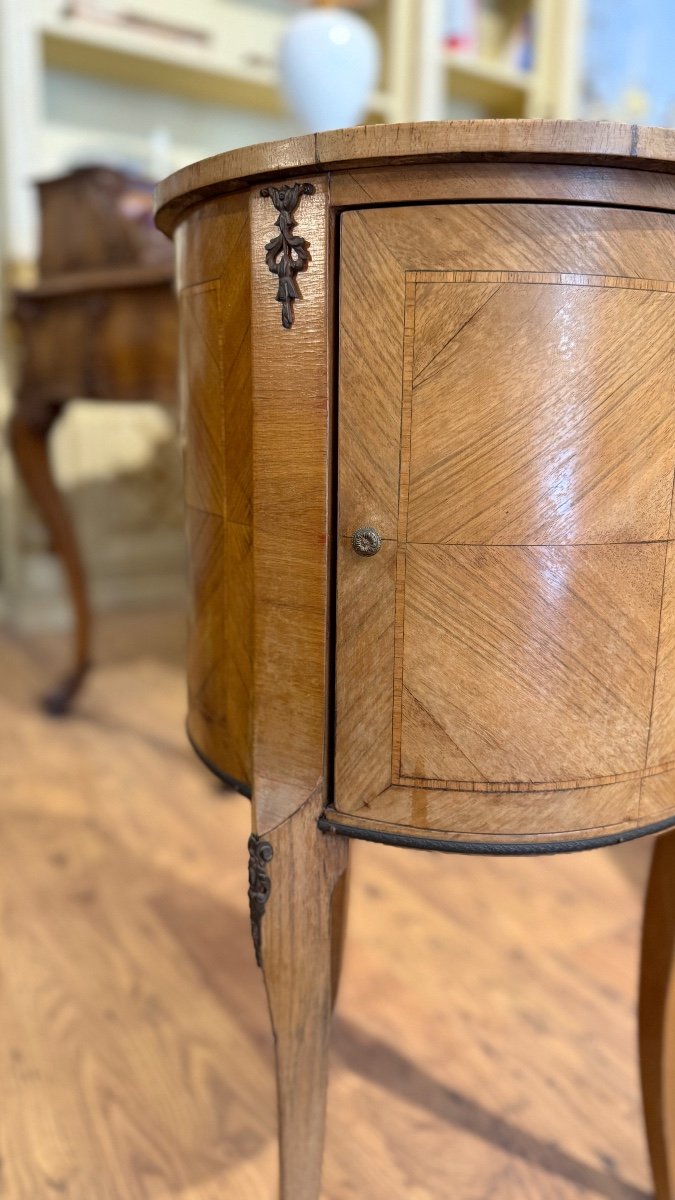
[428,0,675,126]
[418,0,570,120]
[38,1,415,133]
[40,6,287,114]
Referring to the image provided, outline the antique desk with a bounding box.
[156,120,675,1199]
[10,166,176,713]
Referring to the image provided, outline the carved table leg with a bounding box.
[250,795,350,1200]
[9,402,92,714]
[639,825,675,1198]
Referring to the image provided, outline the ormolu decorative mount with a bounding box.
[248,834,274,968]
[260,181,315,328]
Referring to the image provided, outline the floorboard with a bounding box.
[0,609,653,1198]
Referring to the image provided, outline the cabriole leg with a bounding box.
[9,402,92,714]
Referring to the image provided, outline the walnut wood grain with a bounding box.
[39,164,172,276]
[12,277,177,713]
[14,284,176,408]
[9,403,91,715]
[8,165,178,713]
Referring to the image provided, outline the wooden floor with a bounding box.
[0,608,655,1199]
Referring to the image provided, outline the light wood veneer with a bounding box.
[157,121,675,1200]
[335,205,675,846]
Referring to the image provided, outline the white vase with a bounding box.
[279,7,380,133]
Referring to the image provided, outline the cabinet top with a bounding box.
[155,119,675,235]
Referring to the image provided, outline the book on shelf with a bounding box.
[442,1,534,73]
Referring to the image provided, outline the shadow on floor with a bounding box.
[334,1019,651,1200]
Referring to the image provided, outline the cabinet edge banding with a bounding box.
[318,810,675,856]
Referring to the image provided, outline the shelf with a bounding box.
[41,12,285,114]
[41,17,398,122]
[441,50,534,93]
[370,89,398,119]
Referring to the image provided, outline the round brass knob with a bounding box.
[351,527,382,557]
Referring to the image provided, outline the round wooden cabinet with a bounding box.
[156,122,675,1200]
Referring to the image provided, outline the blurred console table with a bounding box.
[10,166,177,714]
[157,120,675,1200]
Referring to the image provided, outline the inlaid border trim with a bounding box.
[392,268,675,793]
[393,757,675,795]
[412,270,675,292]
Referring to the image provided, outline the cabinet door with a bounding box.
[334,203,675,844]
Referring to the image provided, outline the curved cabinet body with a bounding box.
[335,202,675,848]
[177,193,254,792]
[157,120,675,852]
[159,122,675,1200]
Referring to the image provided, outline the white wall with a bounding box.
[41,68,299,213]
